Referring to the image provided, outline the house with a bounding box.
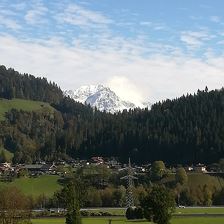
[90,157,104,165]
[194,163,207,173]
[106,158,121,169]
[23,164,43,175]
[184,166,194,172]
[23,163,57,175]
[41,163,57,174]
[0,162,13,174]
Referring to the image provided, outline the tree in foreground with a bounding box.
[141,185,175,224]
[175,167,188,185]
[0,186,31,224]
[64,177,85,224]
[150,161,166,181]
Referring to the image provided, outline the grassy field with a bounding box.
[175,207,224,214]
[31,216,224,224]
[172,217,224,224]
[0,175,61,197]
[32,218,148,224]
[0,98,54,120]
[82,207,224,216]
[0,147,14,161]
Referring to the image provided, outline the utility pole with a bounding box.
[121,158,137,208]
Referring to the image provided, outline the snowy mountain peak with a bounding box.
[64,84,150,113]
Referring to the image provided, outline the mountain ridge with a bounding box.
[65,84,150,113]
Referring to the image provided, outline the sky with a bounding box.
[1,0,224,104]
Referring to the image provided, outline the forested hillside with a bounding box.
[1,65,224,165]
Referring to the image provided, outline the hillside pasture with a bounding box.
[0,98,54,121]
[0,175,61,197]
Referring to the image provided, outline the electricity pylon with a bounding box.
[121,158,137,208]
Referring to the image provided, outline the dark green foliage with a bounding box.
[213,188,224,205]
[126,207,135,220]
[125,207,144,220]
[0,65,63,103]
[141,185,175,224]
[2,65,224,165]
[175,168,188,185]
[151,161,166,181]
[135,207,144,219]
[64,178,85,224]
[66,210,82,224]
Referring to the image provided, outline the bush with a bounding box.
[80,210,90,216]
[126,207,135,220]
[90,212,101,216]
[135,207,144,219]
[126,207,144,220]
[101,211,113,216]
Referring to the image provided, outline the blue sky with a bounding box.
[1,0,224,104]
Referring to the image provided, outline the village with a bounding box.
[0,156,221,180]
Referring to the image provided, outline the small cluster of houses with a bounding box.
[0,162,58,177]
[0,158,222,179]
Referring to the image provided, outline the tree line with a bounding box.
[1,65,224,165]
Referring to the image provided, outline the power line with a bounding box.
[121,158,137,208]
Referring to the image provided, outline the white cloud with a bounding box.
[210,16,221,23]
[107,76,144,106]
[180,31,212,49]
[25,2,48,25]
[56,3,112,28]
[140,21,152,26]
[12,2,26,11]
[0,15,21,30]
[1,35,224,103]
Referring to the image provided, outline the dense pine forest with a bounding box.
[1,65,224,165]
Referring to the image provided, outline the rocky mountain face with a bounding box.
[64,84,150,113]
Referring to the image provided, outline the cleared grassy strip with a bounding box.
[32,217,224,224]
[0,98,54,120]
[172,216,224,224]
[84,207,224,216]
[83,208,125,216]
[32,218,65,224]
[175,207,224,214]
[0,175,61,197]
[32,218,150,224]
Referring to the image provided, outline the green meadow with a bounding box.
[0,175,61,197]
[32,216,224,224]
[0,98,54,120]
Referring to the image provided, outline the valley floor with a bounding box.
[32,216,224,224]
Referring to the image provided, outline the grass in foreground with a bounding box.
[0,98,54,120]
[172,216,224,224]
[0,175,61,197]
[32,218,149,224]
[175,207,224,214]
[32,216,224,224]
[88,207,224,216]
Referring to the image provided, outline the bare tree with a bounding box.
[0,186,31,224]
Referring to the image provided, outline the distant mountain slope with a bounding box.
[65,84,150,113]
[0,65,63,103]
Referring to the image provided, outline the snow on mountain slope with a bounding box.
[64,84,150,113]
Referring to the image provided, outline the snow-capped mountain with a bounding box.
[64,84,150,113]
